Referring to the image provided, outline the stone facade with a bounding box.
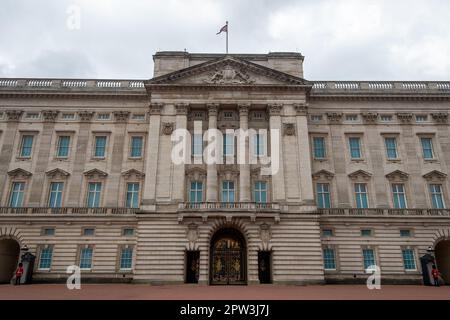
[0,52,450,285]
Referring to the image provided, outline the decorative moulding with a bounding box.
[431,113,449,124]
[423,170,448,182]
[326,112,343,124]
[7,168,32,179]
[42,110,59,122]
[121,169,145,179]
[161,122,175,135]
[312,170,335,181]
[45,168,70,179]
[283,123,296,136]
[385,170,409,182]
[83,168,108,179]
[348,170,372,181]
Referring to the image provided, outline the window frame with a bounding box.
[118,245,134,271]
[8,181,26,208]
[37,245,54,271]
[354,183,369,208]
[401,247,418,271]
[18,133,36,159]
[78,245,94,270]
[189,181,204,203]
[253,181,268,204]
[221,180,236,203]
[129,135,144,159]
[420,136,435,160]
[362,247,377,270]
[429,184,446,209]
[55,135,72,159]
[312,136,327,160]
[384,137,399,160]
[316,182,331,209]
[125,182,140,208]
[86,182,103,208]
[48,181,64,208]
[391,183,408,209]
[348,136,363,160]
[323,246,338,271]
[91,133,109,159]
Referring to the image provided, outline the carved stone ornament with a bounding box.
[7,168,32,179]
[205,65,254,84]
[113,111,130,122]
[431,113,449,124]
[6,110,23,121]
[207,104,219,117]
[185,166,207,180]
[348,170,372,181]
[42,110,59,122]
[83,168,108,179]
[149,103,162,115]
[121,169,145,180]
[161,122,175,135]
[361,112,379,124]
[175,103,189,115]
[45,168,70,179]
[327,112,343,124]
[283,123,296,136]
[397,113,413,123]
[385,170,409,182]
[295,103,309,116]
[423,170,448,182]
[267,104,283,116]
[259,223,272,251]
[78,111,95,122]
[187,223,199,243]
[312,170,335,181]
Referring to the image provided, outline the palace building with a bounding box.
[0,51,450,285]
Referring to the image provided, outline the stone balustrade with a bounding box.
[178,202,281,212]
[311,81,450,93]
[0,78,145,90]
[0,207,138,215]
[319,208,450,217]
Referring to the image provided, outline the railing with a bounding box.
[311,81,450,93]
[319,208,450,217]
[0,78,146,90]
[0,207,138,215]
[178,202,281,212]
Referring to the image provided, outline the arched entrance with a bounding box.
[435,240,450,284]
[0,238,20,284]
[210,228,247,285]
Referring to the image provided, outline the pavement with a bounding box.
[0,284,449,300]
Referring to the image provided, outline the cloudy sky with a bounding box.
[1,0,449,80]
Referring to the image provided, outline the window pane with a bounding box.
[87,183,101,208]
[130,137,143,157]
[126,183,139,208]
[430,184,445,209]
[355,184,368,208]
[392,184,407,209]
[363,249,375,269]
[21,135,34,157]
[39,247,53,269]
[402,249,416,270]
[120,248,133,269]
[9,182,25,207]
[349,138,361,159]
[189,181,203,203]
[57,136,70,157]
[323,248,336,270]
[80,248,93,269]
[254,181,267,203]
[49,182,63,208]
[316,183,331,209]
[94,136,107,157]
[254,133,265,156]
[421,138,434,159]
[223,134,234,156]
[385,138,398,159]
[313,137,326,159]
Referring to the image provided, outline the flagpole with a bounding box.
[226,21,229,54]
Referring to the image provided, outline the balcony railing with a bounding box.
[311,81,450,94]
[178,202,281,212]
[318,208,450,217]
[0,207,138,215]
[0,78,145,90]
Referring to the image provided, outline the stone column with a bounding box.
[268,104,286,203]
[295,104,315,205]
[239,104,251,202]
[172,103,189,202]
[206,104,218,202]
[141,103,162,211]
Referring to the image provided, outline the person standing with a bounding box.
[431,265,441,287]
[14,263,24,285]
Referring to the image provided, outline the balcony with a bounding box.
[318,208,450,217]
[0,207,138,215]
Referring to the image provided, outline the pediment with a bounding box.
[348,170,372,180]
[84,168,108,179]
[185,166,207,180]
[7,168,32,178]
[147,56,311,87]
[121,169,145,179]
[312,170,335,181]
[46,168,70,179]
[386,170,409,181]
[423,170,448,182]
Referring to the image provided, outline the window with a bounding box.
[253,112,263,120]
[400,229,411,237]
[56,136,70,158]
[254,181,267,203]
[132,114,145,120]
[355,183,369,208]
[20,135,34,157]
[87,182,102,208]
[316,183,331,209]
[430,184,445,209]
[420,138,434,160]
[83,228,95,236]
[323,248,336,270]
[189,181,203,203]
[61,113,75,120]
[126,183,140,208]
[39,247,53,270]
[380,115,393,122]
[361,229,373,237]
[94,136,107,158]
[222,181,235,203]
[384,137,398,160]
[311,115,323,122]
[322,229,333,237]
[9,182,25,207]
[223,134,234,156]
[43,228,55,236]
[130,137,143,158]
[79,247,93,269]
[348,137,362,159]
[313,137,326,159]
[123,228,135,236]
[392,184,407,209]
[120,247,133,270]
[48,182,64,208]
[416,115,428,122]
[346,114,358,122]
[25,112,40,119]
[223,111,233,119]
[254,133,265,156]
[97,113,110,120]
[362,249,376,269]
[402,249,416,270]
[0,112,4,119]
[192,134,203,156]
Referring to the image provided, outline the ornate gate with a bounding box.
[210,229,246,285]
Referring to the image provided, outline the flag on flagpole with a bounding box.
[216,23,228,35]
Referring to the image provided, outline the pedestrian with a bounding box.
[431,265,441,287]
[14,263,24,285]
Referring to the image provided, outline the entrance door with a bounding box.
[258,251,272,284]
[185,251,200,284]
[435,240,450,284]
[210,228,246,285]
[0,239,20,284]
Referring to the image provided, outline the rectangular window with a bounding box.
[79,247,93,269]
[402,249,417,270]
[131,114,145,120]
[400,229,411,237]
[48,182,64,208]
[355,183,369,208]
[9,182,25,207]
[94,136,107,158]
[43,228,55,236]
[385,137,398,160]
[254,133,265,156]
[421,138,434,159]
[313,137,326,159]
[380,115,393,122]
[316,183,331,209]
[221,181,235,203]
[363,249,376,270]
[57,136,71,158]
[61,113,75,120]
[323,248,336,270]
[126,183,140,208]
[416,115,428,122]
[349,137,362,159]
[130,136,143,158]
[322,229,333,237]
[120,247,133,270]
[223,112,233,119]
[254,181,267,203]
[346,114,358,122]
[83,228,95,236]
[38,247,53,270]
[20,135,34,157]
[361,229,373,237]
[311,115,323,122]
[123,228,134,236]
[189,181,203,203]
[430,184,445,209]
[223,134,234,156]
[97,113,110,120]
[25,112,40,119]
[192,134,203,156]
[87,182,102,208]
[392,184,407,209]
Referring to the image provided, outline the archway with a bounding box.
[210,228,247,285]
[0,239,20,284]
[435,240,450,284]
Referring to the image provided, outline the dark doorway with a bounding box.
[258,251,272,284]
[210,228,247,285]
[0,239,20,284]
[435,240,450,284]
[185,251,200,284]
